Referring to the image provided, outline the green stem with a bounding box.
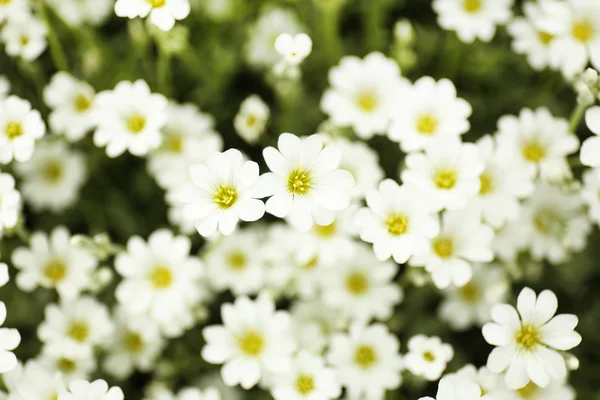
[363,0,384,51]
[157,48,171,97]
[569,101,588,133]
[38,2,68,71]
[321,7,343,66]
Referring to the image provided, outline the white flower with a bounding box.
[37,341,95,383]
[0,95,46,164]
[509,379,576,400]
[482,287,582,389]
[148,102,222,190]
[405,335,453,381]
[419,377,489,400]
[93,80,168,158]
[410,209,494,289]
[261,133,354,232]
[274,33,312,65]
[0,172,21,234]
[581,168,600,226]
[332,137,384,199]
[290,299,345,355]
[495,108,579,181]
[270,352,341,400]
[443,364,506,399]
[439,264,509,331]
[43,72,97,142]
[12,226,98,299]
[14,140,87,213]
[1,12,47,61]
[114,229,204,337]
[114,0,191,31]
[387,77,472,152]
[48,0,113,26]
[432,0,513,43]
[0,302,20,373]
[492,215,530,262]
[58,379,124,400]
[321,52,403,139]
[3,361,67,400]
[356,179,439,263]
[0,262,8,287]
[321,244,402,324]
[468,135,536,228]
[234,95,270,145]
[201,295,296,389]
[581,105,600,170]
[38,296,114,353]
[328,323,403,400]
[102,307,165,379]
[401,138,484,212]
[176,149,266,236]
[0,0,27,23]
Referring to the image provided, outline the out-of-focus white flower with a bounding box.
[0,302,20,374]
[419,377,489,400]
[331,137,384,199]
[3,361,67,400]
[443,364,507,399]
[58,379,124,400]
[0,172,21,235]
[581,106,600,170]
[0,95,46,164]
[274,33,312,65]
[114,0,191,31]
[0,0,27,23]
[234,95,270,145]
[405,335,454,381]
[48,0,113,26]
[37,341,96,383]
[1,12,47,61]
[581,168,600,226]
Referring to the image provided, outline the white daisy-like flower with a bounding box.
[439,264,509,331]
[419,377,489,400]
[443,364,507,399]
[0,301,20,374]
[405,335,454,381]
[48,0,113,26]
[331,137,384,199]
[14,140,87,213]
[356,179,439,263]
[581,105,600,170]
[114,229,204,337]
[290,299,345,355]
[328,323,403,400]
[274,33,312,66]
[43,72,97,142]
[321,244,403,324]
[432,0,513,43]
[234,95,270,145]
[401,138,484,212]
[482,287,582,389]
[93,80,168,158]
[1,12,47,61]
[270,351,341,400]
[410,209,494,289]
[12,226,98,299]
[37,341,96,383]
[581,168,600,226]
[3,361,67,400]
[387,76,472,152]
[176,149,266,236]
[114,0,191,31]
[321,52,403,139]
[148,102,222,190]
[58,379,124,400]
[102,307,165,379]
[0,172,21,235]
[201,295,296,389]
[495,108,579,180]
[468,135,536,228]
[260,133,354,232]
[38,296,114,353]
[0,95,46,164]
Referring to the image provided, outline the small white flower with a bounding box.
[1,12,47,61]
[410,209,494,289]
[443,364,507,399]
[3,361,67,400]
[581,168,600,226]
[581,105,600,170]
[0,172,21,234]
[37,341,96,383]
[14,140,87,213]
[0,302,20,373]
[419,377,489,400]
[332,137,384,199]
[356,179,439,263]
[48,0,113,26]
[114,0,191,31]
[261,133,354,232]
[0,95,46,164]
[328,323,403,400]
[432,0,513,43]
[388,76,472,152]
[406,335,454,381]
[402,138,484,212]
[44,72,97,142]
[274,33,312,65]
[93,80,168,158]
[234,95,270,145]
[482,287,582,389]
[176,149,266,236]
[321,52,404,139]
[201,295,296,389]
[114,229,204,337]
[58,379,124,400]
[12,226,99,299]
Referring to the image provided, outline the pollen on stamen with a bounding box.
[287,168,313,196]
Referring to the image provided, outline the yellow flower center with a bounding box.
[213,184,239,209]
[345,272,369,296]
[433,237,454,259]
[44,259,67,283]
[5,122,23,140]
[356,91,378,112]
[538,31,554,45]
[67,322,89,343]
[74,93,92,113]
[386,213,408,236]
[150,265,173,289]
[534,209,563,236]
[57,358,76,373]
[147,0,165,8]
[43,161,64,183]
[0,0,12,5]
[517,382,540,399]
[19,35,29,46]
[572,20,594,42]
[127,114,146,134]
[354,345,377,369]
[295,374,315,395]
[423,351,436,362]
[459,282,480,303]
[124,331,144,352]
[237,330,265,357]
[416,114,438,135]
[164,132,184,153]
[245,114,258,127]
[228,251,247,271]
[515,325,541,351]
[463,0,482,13]
[478,172,493,195]
[434,168,457,189]
[314,221,337,238]
[522,141,546,162]
[287,168,313,196]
